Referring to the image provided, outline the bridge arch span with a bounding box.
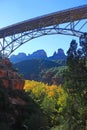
[0,4,87,57]
[0,26,84,57]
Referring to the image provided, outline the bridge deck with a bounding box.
[0,4,87,38]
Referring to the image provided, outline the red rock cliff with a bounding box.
[0,56,25,90]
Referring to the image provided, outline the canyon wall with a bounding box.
[0,56,24,90]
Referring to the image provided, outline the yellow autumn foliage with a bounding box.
[45,85,57,97]
[24,80,46,98]
[24,80,63,98]
[24,80,68,113]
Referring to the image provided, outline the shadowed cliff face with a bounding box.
[0,56,24,90]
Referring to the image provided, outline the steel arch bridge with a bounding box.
[0,4,87,57]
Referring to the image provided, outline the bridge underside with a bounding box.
[0,5,87,57]
[0,19,87,57]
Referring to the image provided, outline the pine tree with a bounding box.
[63,34,87,130]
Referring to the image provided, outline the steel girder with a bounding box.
[0,18,87,57]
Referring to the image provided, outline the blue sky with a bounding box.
[0,0,87,56]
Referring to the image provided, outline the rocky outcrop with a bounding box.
[10,53,27,63]
[30,49,47,59]
[49,48,66,60]
[10,48,66,63]
[10,50,47,63]
[0,56,24,90]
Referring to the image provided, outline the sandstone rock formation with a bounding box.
[0,56,24,90]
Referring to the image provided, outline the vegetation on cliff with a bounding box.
[23,38,87,130]
[13,59,66,85]
[0,37,87,130]
[0,83,48,130]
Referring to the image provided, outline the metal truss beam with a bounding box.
[0,5,87,57]
[0,20,87,57]
[0,4,87,38]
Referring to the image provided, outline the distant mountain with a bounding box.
[49,49,66,60]
[13,59,62,80]
[29,49,47,59]
[10,49,66,63]
[13,58,66,85]
[10,53,28,63]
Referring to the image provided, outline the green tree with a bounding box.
[63,37,87,130]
